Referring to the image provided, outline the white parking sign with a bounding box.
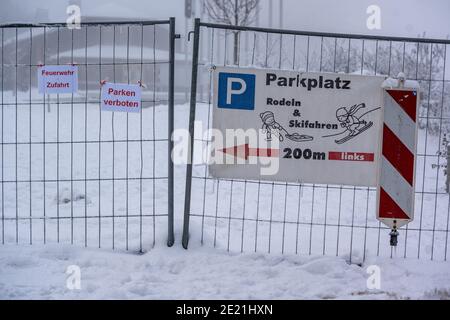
[209,66,386,187]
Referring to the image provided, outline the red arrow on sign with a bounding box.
[219,144,279,160]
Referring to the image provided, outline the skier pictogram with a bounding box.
[260,111,313,142]
[323,103,380,144]
[335,122,373,144]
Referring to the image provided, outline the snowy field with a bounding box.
[0,90,170,251]
[1,243,450,299]
[0,95,449,299]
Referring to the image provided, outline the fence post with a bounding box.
[447,144,450,193]
[182,18,201,249]
[167,17,177,247]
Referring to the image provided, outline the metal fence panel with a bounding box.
[0,19,176,252]
[183,19,450,262]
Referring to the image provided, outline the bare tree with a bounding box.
[205,0,260,65]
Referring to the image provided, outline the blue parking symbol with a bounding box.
[218,72,255,110]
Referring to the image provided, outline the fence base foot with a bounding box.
[182,238,189,249]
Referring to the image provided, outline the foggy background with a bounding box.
[1,0,449,40]
[0,1,449,105]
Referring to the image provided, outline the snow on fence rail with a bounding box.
[0,19,176,252]
[182,19,450,262]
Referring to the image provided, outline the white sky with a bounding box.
[1,0,449,40]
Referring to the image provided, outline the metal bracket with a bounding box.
[187,30,195,41]
[389,223,399,247]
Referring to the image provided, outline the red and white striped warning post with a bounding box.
[377,79,419,243]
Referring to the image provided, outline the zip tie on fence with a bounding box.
[100,79,107,86]
[37,63,78,67]
[137,80,146,88]
[207,64,217,72]
[57,62,78,66]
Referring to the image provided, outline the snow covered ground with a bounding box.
[1,243,450,299]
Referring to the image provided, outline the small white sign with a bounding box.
[38,65,78,94]
[101,82,141,113]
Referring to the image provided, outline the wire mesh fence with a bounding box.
[183,19,450,262]
[0,19,175,252]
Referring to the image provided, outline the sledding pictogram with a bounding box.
[260,111,313,143]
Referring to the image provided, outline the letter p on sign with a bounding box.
[218,72,255,110]
[226,77,246,104]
